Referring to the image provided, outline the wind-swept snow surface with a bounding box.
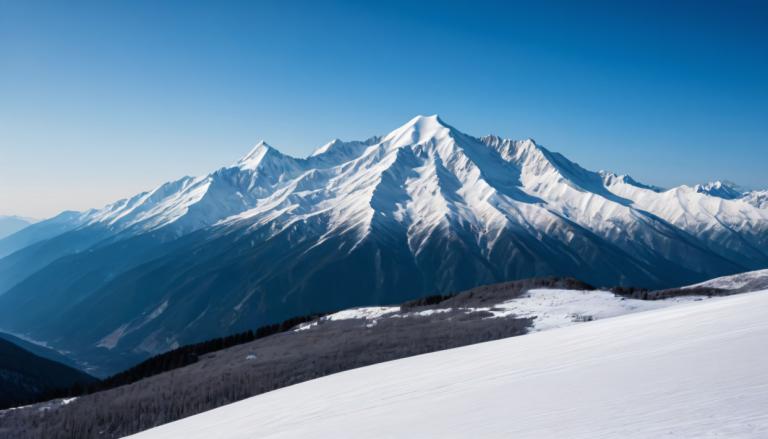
[130,291,768,439]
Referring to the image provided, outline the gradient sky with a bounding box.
[2,0,767,218]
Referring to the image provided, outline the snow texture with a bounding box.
[129,290,768,439]
[481,288,704,330]
[685,268,768,291]
[302,288,708,334]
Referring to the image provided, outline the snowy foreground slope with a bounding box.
[131,291,768,439]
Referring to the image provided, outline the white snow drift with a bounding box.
[129,290,768,439]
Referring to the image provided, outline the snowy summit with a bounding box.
[1,115,767,372]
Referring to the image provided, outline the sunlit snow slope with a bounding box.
[130,291,768,439]
[685,268,768,292]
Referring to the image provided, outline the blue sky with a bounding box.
[1,0,766,218]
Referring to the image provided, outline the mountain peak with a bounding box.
[238,141,278,170]
[6,117,768,374]
[694,180,745,199]
[310,138,343,157]
[383,114,454,147]
[403,114,448,131]
[409,113,443,123]
[599,171,664,192]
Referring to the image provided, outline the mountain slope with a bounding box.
[0,212,84,260]
[0,338,98,410]
[0,332,86,372]
[0,115,766,373]
[129,290,768,439]
[684,268,768,292]
[0,216,36,241]
[0,276,728,439]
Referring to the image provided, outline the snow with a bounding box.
[129,290,768,439]
[96,301,170,350]
[295,288,707,334]
[96,324,129,350]
[484,288,705,331]
[34,115,767,280]
[395,308,453,317]
[324,306,400,321]
[293,306,400,331]
[236,141,274,171]
[2,397,80,414]
[693,180,746,199]
[146,301,169,321]
[743,190,768,208]
[685,268,768,290]
[37,397,78,412]
[60,397,77,406]
[292,321,318,332]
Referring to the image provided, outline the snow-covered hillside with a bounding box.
[685,268,768,292]
[130,291,768,439]
[302,287,706,334]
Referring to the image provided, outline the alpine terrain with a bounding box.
[2,272,763,438]
[0,115,766,374]
[0,337,98,410]
[0,216,36,240]
[128,290,768,439]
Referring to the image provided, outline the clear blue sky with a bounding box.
[1,0,766,218]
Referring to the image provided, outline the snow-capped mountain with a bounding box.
[17,115,764,254]
[693,180,768,209]
[744,190,768,209]
[694,180,745,199]
[78,117,768,254]
[0,115,766,373]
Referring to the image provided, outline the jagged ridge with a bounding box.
[0,115,766,374]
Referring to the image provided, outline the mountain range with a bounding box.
[0,115,766,374]
[0,216,36,240]
[0,336,97,410]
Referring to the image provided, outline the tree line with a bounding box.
[36,312,327,404]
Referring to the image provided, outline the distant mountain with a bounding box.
[0,332,87,372]
[0,115,766,375]
[0,337,98,410]
[694,180,745,199]
[0,216,36,240]
[694,180,768,208]
[0,212,84,259]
